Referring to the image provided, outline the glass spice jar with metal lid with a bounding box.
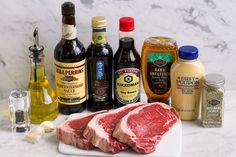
[201,73,225,128]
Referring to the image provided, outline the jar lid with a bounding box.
[92,16,107,29]
[205,73,225,87]
[178,45,198,60]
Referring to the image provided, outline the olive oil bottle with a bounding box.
[27,28,58,124]
[54,2,87,114]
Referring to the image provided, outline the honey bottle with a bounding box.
[27,28,58,124]
[141,37,178,104]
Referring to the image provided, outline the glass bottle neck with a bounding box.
[62,15,77,40]
[29,53,46,82]
[119,31,135,48]
[92,27,107,45]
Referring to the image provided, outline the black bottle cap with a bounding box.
[62,2,75,15]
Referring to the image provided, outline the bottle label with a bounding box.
[55,59,86,105]
[92,28,106,44]
[115,68,140,104]
[94,60,109,101]
[62,24,76,40]
[96,60,105,80]
[147,53,173,94]
[176,76,200,95]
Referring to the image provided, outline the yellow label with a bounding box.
[55,59,86,105]
[92,28,106,44]
[62,24,76,40]
[115,68,140,104]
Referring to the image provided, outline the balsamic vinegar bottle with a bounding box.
[114,17,141,108]
[54,2,86,114]
[87,16,113,111]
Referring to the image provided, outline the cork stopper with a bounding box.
[92,16,107,29]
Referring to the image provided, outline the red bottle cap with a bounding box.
[119,17,134,32]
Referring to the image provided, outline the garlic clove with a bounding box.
[25,126,45,143]
[34,126,45,135]
[40,121,55,133]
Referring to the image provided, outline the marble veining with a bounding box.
[0,0,235,100]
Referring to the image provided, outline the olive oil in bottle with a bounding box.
[27,28,58,124]
[87,16,113,111]
[141,37,178,104]
[114,17,141,108]
[54,2,87,114]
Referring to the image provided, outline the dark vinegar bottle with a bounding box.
[54,2,87,114]
[87,16,113,111]
[114,17,141,108]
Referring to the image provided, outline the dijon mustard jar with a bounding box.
[171,45,205,121]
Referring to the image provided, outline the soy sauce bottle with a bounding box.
[54,2,86,114]
[87,16,113,111]
[114,17,141,108]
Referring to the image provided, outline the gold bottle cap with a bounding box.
[146,36,177,48]
[92,16,107,29]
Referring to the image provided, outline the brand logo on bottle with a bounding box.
[124,75,133,83]
[61,76,78,82]
[55,59,86,105]
[93,28,106,44]
[96,60,104,80]
[153,59,167,67]
[115,68,140,104]
[147,53,173,94]
[208,99,220,106]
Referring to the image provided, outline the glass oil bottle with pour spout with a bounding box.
[27,27,58,124]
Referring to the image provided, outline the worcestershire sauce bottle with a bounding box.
[87,16,113,111]
[54,2,87,114]
[114,17,141,108]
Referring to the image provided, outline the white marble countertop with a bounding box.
[0,91,235,157]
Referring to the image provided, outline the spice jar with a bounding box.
[201,73,225,127]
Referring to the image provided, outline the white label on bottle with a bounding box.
[62,24,76,40]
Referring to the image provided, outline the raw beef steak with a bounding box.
[113,102,180,154]
[83,103,145,154]
[56,110,107,150]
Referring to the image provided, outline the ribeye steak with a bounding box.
[56,110,107,150]
[113,102,180,154]
[83,102,145,154]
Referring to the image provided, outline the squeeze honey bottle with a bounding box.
[141,37,178,104]
[27,28,58,124]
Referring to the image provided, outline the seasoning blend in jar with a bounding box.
[171,45,205,121]
[201,73,225,127]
